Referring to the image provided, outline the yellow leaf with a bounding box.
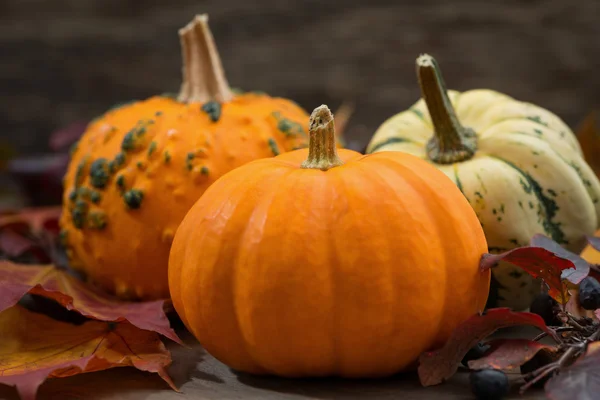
[0,305,176,400]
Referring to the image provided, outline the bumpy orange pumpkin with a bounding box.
[168,105,490,377]
[59,15,309,300]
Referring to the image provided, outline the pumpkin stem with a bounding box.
[301,105,344,171]
[177,14,234,104]
[417,54,477,164]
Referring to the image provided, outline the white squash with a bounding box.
[367,54,600,310]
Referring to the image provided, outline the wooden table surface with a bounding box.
[0,328,549,400]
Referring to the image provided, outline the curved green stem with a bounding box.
[416,54,477,164]
[301,105,343,171]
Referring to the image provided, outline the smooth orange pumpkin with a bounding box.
[59,15,309,300]
[168,105,490,377]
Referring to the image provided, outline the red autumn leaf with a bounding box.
[418,308,557,387]
[545,341,600,400]
[0,229,46,260]
[0,261,180,343]
[480,234,588,304]
[467,338,556,371]
[0,305,176,400]
[529,234,590,285]
[0,207,63,266]
[0,206,62,236]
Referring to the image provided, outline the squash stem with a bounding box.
[301,105,344,171]
[416,54,477,164]
[177,14,233,103]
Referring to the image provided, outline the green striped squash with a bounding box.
[367,54,600,310]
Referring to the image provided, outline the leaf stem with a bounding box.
[533,327,573,343]
[521,327,600,394]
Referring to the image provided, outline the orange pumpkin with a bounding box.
[168,105,490,377]
[59,14,309,300]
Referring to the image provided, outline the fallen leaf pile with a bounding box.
[418,233,600,399]
[0,306,176,400]
[0,209,180,400]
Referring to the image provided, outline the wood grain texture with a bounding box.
[0,0,598,154]
[0,329,547,400]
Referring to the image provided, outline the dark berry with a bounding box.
[579,276,600,310]
[461,342,490,367]
[469,369,509,400]
[520,349,555,387]
[529,293,560,325]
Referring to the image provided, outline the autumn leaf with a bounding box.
[0,206,61,236]
[418,308,557,387]
[0,207,62,264]
[467,338,556,371]
[480,234,589,304]
[587,235,600,253]
[0,261,180,343]
[0,229,47,261]
[575,110,600,179]
[0,305,176,400]
[530,235,590,285]
[544,341,600,400]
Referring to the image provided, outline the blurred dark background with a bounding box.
[0,0,599,207]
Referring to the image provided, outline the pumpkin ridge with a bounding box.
[479,120,579,154]
[487,155,566,245]
[336,160,407,373]
[363,155,448,346]
[305,169,345,375]
[201,166,284,373]
[482,115,579,151]
[551,151,600,207]
[232,165,300,374]
[369,137,414,153]
[409,108,431,128]
[326,172,343,374]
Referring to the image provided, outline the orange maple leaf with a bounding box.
[0,261,180,343]
[0,305,176,400]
